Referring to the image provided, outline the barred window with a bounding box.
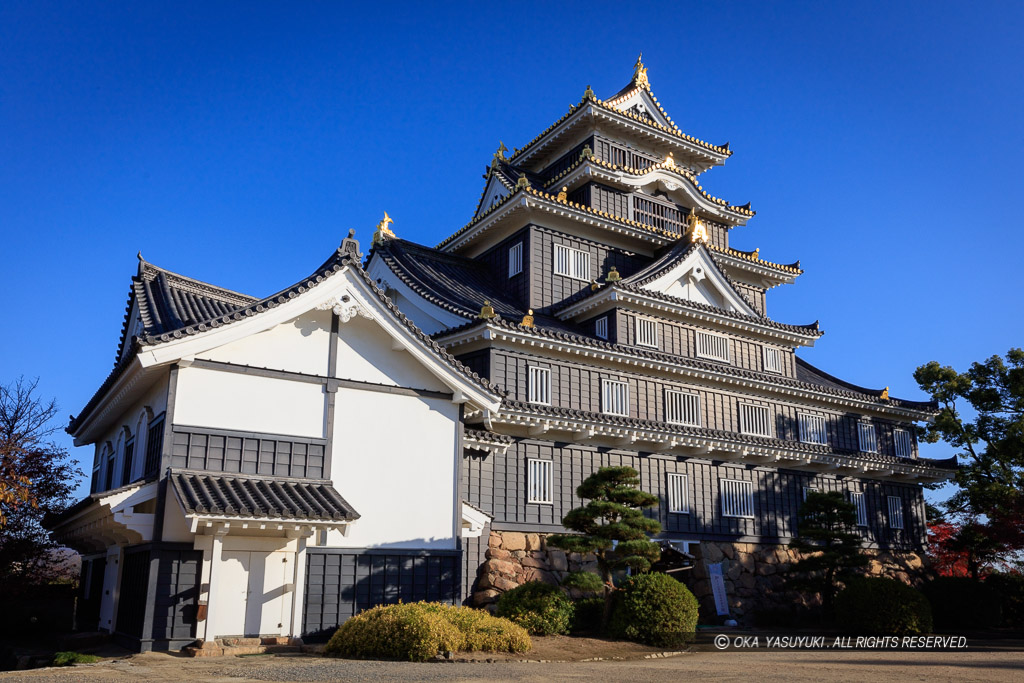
[802,485,818,502]
[850,491,868,527]
[144,418,164,477]
[798,413,827,445]
[721,479,754,518]
[763,347,783,374]
[528,366,551,405]
[594,316,608,340]
[894,428,913,458]
[887,496,904,529]
[696,331,731,363]
[667,473,689,513]
[665,390,701,426]
[636,317,658,348]
[554,244,590,281]
[739,403,772,437]
[121,438,135,486]
[527,459,553,504]
[508,242,522,277]
[858,422,878,453]
[602,379,629,416]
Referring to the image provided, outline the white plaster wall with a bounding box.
[161,494,194,543]
[197,309,332,377]
[335,316,449,392]
[326,388,459,549]
[174,366,327,438]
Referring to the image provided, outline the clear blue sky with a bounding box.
[2,2,1021,504]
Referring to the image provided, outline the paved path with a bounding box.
[2,648,1023,683]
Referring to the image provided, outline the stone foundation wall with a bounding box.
[471,531,925,623]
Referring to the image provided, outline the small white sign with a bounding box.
[708,562,730,616]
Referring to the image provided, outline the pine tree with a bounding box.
[788,490,868,615]
[547,466,662,628]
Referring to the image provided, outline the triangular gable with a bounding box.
[639,245,759,316]
[474,173,512,219]
[135,257,501,413]
[608,87,674,130]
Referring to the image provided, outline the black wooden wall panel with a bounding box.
[170,428,326,478]
[303,549,461,640]
[116,549,151,639]
[464,439,926,549]
[150,548,201,644]
[490,349,916,460]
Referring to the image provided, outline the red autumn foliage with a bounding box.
[927,521,970,577]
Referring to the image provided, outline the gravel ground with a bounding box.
[2,647,1023,683]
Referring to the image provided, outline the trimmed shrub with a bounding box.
[922,576,1001,629]
[52,652,101,666]
[836,577,932,635]
[495,581,574,635]
[324,602,530,662]
[608,573,699,647]
[570,596,606,634]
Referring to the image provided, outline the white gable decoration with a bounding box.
[609,87,674,130]
[475,174,512,219]
[641,246,758,315]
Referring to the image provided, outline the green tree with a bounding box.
[788,491,868,615]
[914,349,1024,576]
[547,466,661,628]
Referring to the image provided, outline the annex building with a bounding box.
[48,57,956,651]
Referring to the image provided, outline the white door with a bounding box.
[215,550,293,637]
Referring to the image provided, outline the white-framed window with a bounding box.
[798,413,827,445]
[508,242,522,277]
[635,317,658,348]
[553,244,590,281]
[802,485,818,502]
[667,473,689,514]
[739,403,772,437]
[527,459,553,504]
[721,479,754,518]
[665,389,701,426]
[894,428,913,458]
[696,331,731,363]
[528,366,551,405]
[850,491,868,527]
[887,496,904,529]
[858,422,878,453]
[594,316,608,340]
[763,347,783,374]
[602,379,630,416]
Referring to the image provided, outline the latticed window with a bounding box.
[893,428,913,458]
[636,317,658,348]
[798,413,827,445]
[594,316,608,340]
[696,331,730,362]
[888,496,904,529]
[527,459,552,504]
[721,479,754,518]
[528,366,551,405]
[763,347,783,374]
[850,491,868,526]
[667,473,689,513]
[858,422,878,453]
[508,242,522,277]
[602,379,629,416]
[144,418,164,477]
[553,244,590,281]
[665,390,701,426]
[121,438,135,486]
[739,403,772,437]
